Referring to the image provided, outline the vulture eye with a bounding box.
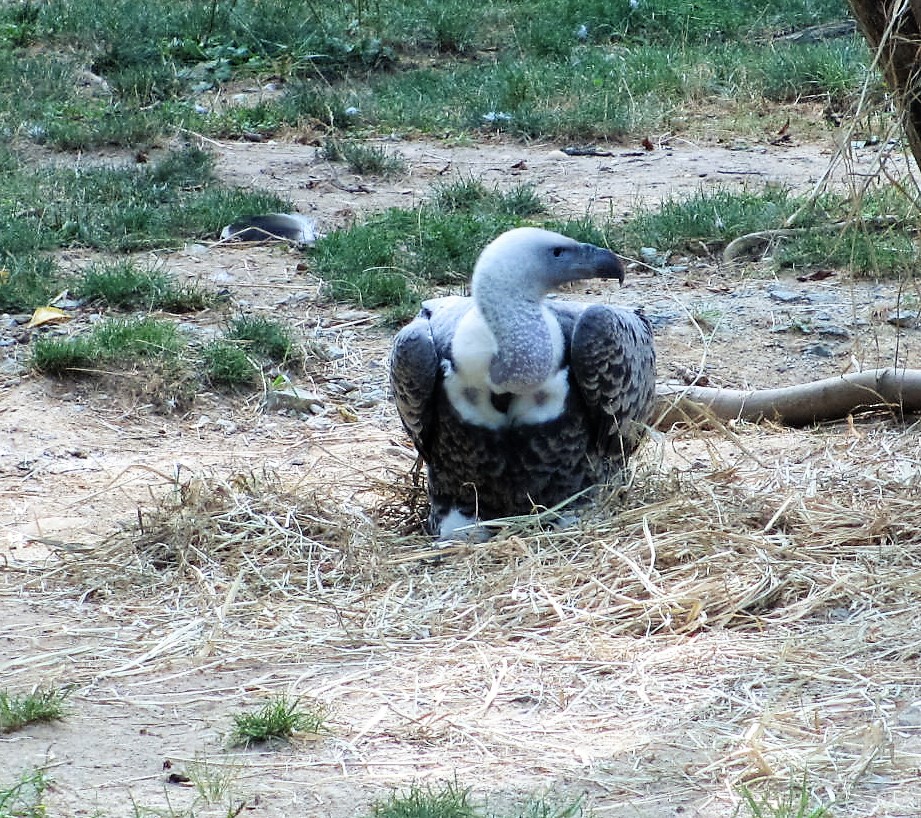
[552,246,564,257]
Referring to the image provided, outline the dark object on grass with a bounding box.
[390,227,656,540]
[220,213,318,247]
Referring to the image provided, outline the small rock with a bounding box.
[332,310,372,323]
[10,314,31,326]
[803,343,834,358]
[304,416,334,432]
[265,386,325,414]
[214,419,238,435]
[818,324,851,339]
[897,703,921,727]
[887,310,918,328]
[639,247,659,265]
[769,288,803,304]
[325,380,359,395]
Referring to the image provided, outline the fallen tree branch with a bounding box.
[655,367,921,428]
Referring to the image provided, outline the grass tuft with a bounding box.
[225,315,298,364]
[340,142,407,178]
[228,695,326,747]
[0,255,62,313]
[0,687,70,734]
[30,316,183,376]
[372,781,478,818]
[77,259,214,312]
[201,340,258,388]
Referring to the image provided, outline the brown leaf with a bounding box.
[641,137,654,151]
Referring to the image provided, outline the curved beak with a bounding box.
[581,243,625,285]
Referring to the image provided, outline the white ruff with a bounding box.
[445,306,569,429]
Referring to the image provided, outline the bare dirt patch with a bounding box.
[3,132,921,817]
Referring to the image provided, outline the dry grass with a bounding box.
[5,415,921,815]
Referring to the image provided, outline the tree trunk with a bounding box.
[849,0,921,171]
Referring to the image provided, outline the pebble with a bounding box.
[639,247,660,265]
[264,386,325,414]
[897,703,921,727]
[818,324,851,339]
[768,288,803,304]
[887,310,918,328]
[803,343,834,358]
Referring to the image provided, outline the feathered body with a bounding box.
[390,228,656,538]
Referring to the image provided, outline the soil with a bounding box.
[2,125,921,817]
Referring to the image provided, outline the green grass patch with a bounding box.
[77,259,213,311]
[0,0,868,146]
[0,255,62,312]
[225,315,298,364]
[372,781,478,818]
[229,695,326,747]
[0,146,290,253]
[368,782,583,818]
[311,181,547,310]
[0,769,47,818]
[0,688,69,734]
[619,186,804,255]
[201,340,258,388]
[776,226,921,276]
[31,316,183,376]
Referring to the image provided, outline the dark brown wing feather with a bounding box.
[570,304,656,465]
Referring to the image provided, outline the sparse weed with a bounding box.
[0,768,47,818]
[0,687,70,734]
[228,695,326,747]
[736,774,831,818]
[690,302,724,333]
[311,181,547,308]
[183,756,241,805]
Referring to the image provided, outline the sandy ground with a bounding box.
[3,127,921,817]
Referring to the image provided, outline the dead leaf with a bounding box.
[641,137,654,151]
[27,306,71,328]
[0,268,9,284]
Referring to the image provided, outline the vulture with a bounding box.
[389,227,656,539]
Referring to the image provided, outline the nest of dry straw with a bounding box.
[29,419,921,643]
